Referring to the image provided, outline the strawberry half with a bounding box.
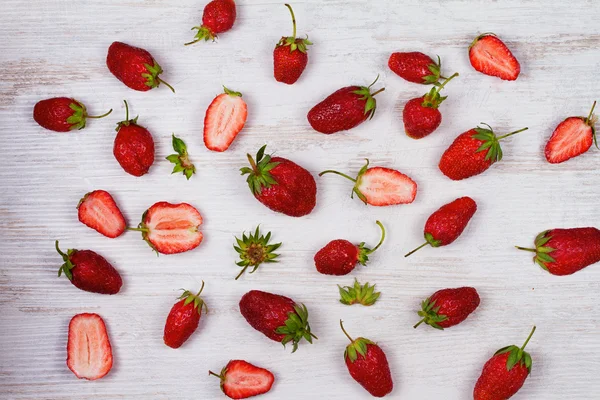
[545,101,597,164]
[469,33,520,81]
[77,190,126,238]
[209,360,275,399]
[204,86,248,152]
[67,313,113,380]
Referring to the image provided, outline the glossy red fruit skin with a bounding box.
[106,42,159,92]
[429,287,480,328]
[163,299,201,349]
[273,44,308,84]
[439,129,493,180]
[203,0,236,34]
[314,240,358,275]
[541,228,600,275]
[425,197,477,245]
[239,290,296,342]
[403,96,442,139]
[388,52,436,84]
[113,124,155,177]
[473,351,529,399]
[69,250,122,294]
[345,344,393,397]
[33,97,81,132]
[308,86,370,134]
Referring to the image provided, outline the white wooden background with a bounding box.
[1,0,600,399]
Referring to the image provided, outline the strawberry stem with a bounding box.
[515,246,536,253]
[196,280,205,297]
[126,227,149,233]
[285,4,296,39]
[318,170,356,182]
[86,109,113,119]
[55,240,67,257]
[157,78,176,93]
[497,127,528,140]
[371,88,385,97]
[413,318,426,329]
[520,326,536,351]
[366,221,386,255]
[404,241,428,257]
[586,101,597,125]
[437,72,459,91]
[247,153,258,174]
[123,100,129,120]
[208,370,221,378]
[235,265,250,280]
[339,320,354,342]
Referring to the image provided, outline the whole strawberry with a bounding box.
[164,283,208,349]
[388,52,443,84]
[469,33,520,81]
[77,190,126,238]
[273,4,312,84]
[113,100,155,177]
[340,320,393,397]
[186,0,236,45]
[314,221,385,275]
[106,42,174,92]
[307,76,385,134]
[241,145,316,217]
[209,360,275,399]
[405,196,477,257]
[55,241,122,295]
[33,97,112,132]
[516,227,600,275]
[414,287,480,330]
[545,101,597,164]
[239,290,317,352]
[403,72,459,139]
[473,327,536,399]
[439,124,528,180]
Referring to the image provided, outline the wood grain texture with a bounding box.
[1,0,600,398]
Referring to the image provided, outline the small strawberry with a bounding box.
[307,76,385,134]
[473,326,536,400]
[405,196,477,257]
[388,52,444,84]
[319,159,417,206]
[239,290,317,352]
[413,287,480,330]
[273,4,312,84]
[77,190,126,238]
[186,0,237,45]
[338,279,381,306]
[113,100,155,177]
[403,72,459,139]
[106,42,174,92]
[67,313,113,380]
[234,226,281,280]
[544,101,597,164]
[240,145,317,217]
[209,360,275,399]
[55,241,122,295]
[204,86,248,152]
[129,202,203,255]
[469,33,520,81]
[315,220,385,275]
[33,97,112,132]
[516,227,600,276]
[164,282,208,349]
[340,320,393,397]
[438,124,528,181]
[167,134,196,180]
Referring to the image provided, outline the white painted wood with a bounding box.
[1,0,599,398]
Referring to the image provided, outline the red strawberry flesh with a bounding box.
[469,34,520,81]
[210,360,275,399]
[67,313,113,380]
[204,87,248,152]
[78,190,126,238]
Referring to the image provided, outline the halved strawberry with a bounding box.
[545,102,597,164]
[210,360,275,399]
[204,86,248,152]
[469,33,520,81]
[320,159,417,206]
[77,190,126,238]
[67,313,113,380]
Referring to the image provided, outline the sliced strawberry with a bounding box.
[469,34,520,81]
[77,190,126,238]
[67,313,113,380]
[210,360,275,399]
[204,86,248,152]
[545,102,597,164]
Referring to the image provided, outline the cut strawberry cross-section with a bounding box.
[67,313,113,380]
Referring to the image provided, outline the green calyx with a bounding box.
[66,100,112,130]
[583,101,598,149]
[357,220,386,265]
[340,320,374,363]
[413,297,447,330]
[515,230,555,272]
[422,55,443,85]
[178,281,208,315]
[240,145,280,195]
[274,303,317,353]
[166,134,196,180]
[495,326,536,374]
[404,232,441,258]
[208,365,228,391]
[469,32,496,49]
[319,159,372,205]
[126,209,157,255]
[353,75,385,119]
[55,240,76,280]
[115,100,140,131]
[338,279,380,306]
[277,4,312,53]
[223,86,242,97]
[421,72,458,109]
[234,226,282,280]
[142,61,175,93]
[185,25,216,45]
[471,123,529,163]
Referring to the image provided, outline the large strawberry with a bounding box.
[469,33,520,81]
[106,42,174,92]
[77,190,126,238]
[209,360,275,399]
[438,124,528,181]
[240,145,316,217]
[388,52,443,84]
[516,227,600,275]
[113,100,155,177]
[186,0,236,45]
[413,287,480,330]
[273,4,312,84]
[239,290,317,352]
[307,76,385,134]
[55,241,122,295]
[204,86,248,152]
[67,313,113,380]
[234,226,281,280]
[164,283,208,349]
[545,101,597,164]
[320,159,417,206]
[33,97,112,132]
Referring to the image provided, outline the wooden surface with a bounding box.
[1,0,600,398]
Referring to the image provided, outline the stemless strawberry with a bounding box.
[77,190,126,238]
[33,97,112,132]
[469,33,520,81]
[67,313,113,380]
[545,101,597,164]
[388,52,443,84]
[204,86,248,152]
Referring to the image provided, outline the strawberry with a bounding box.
[167,134,196,180]
[77,190,126,238]
[340,320,393,397]
[413,287,480,330]
[164,282,208,349]
[338,279,381,306]
[234,226,281,280]
[516,227,600,276]
[67,313,113,380]
[307,76,385,134]
[204,86,248,152]
[240,145,317,217]
[209,360,275,399]
[438,124,528,181]
[239,290,317,352]
[319,159,417,206]
[55,241,122,295]
[473,326,536,400]
[544,101,598,164]
[186,0,236,45]
[129,202,203,255]
[314,221,385,275]
[403,72,459,139]
[113,100,155,177]
[273,4,312,84]
[388,52,443,84]
[405,196,477,257]
[33,97,112,132]
[106,41,174,92]
[469,33,520,81]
